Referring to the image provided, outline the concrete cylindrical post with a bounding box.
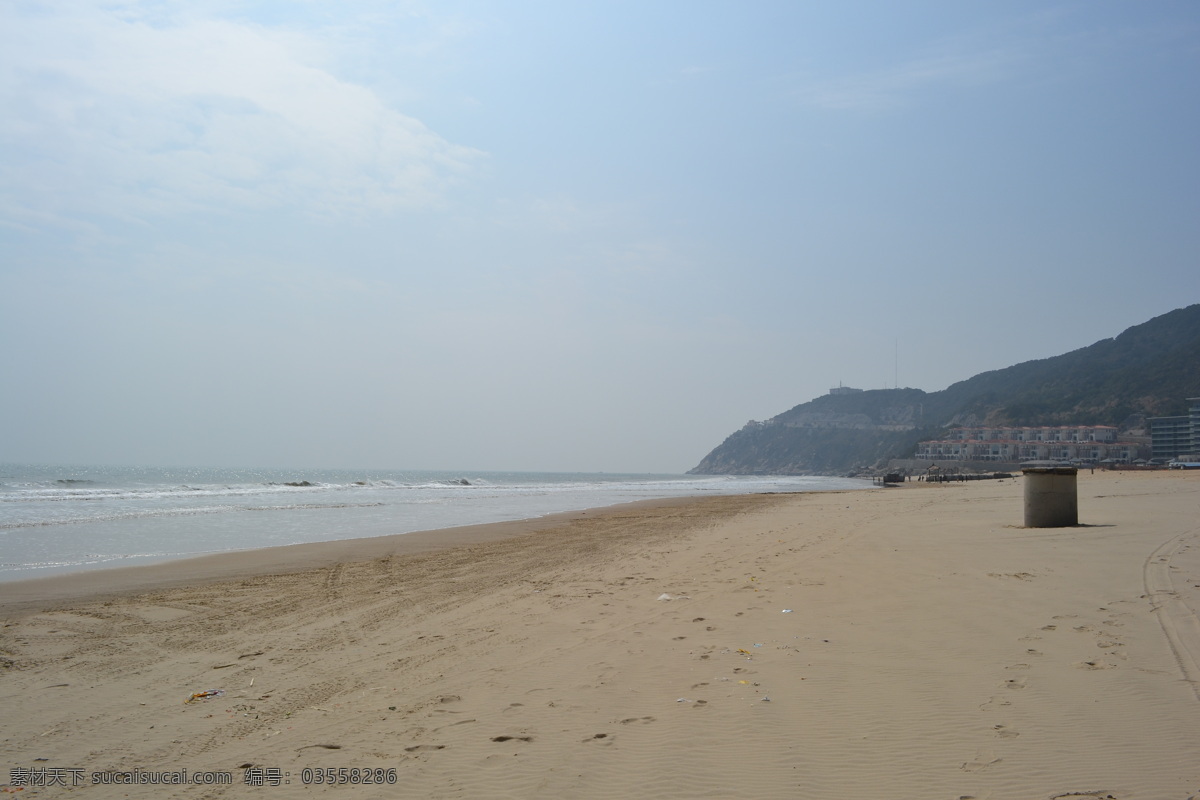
[1022,463,1078,527]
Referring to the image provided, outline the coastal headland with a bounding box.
[2,471,1198,798]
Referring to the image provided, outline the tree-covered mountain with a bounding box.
[689,304,1200,475]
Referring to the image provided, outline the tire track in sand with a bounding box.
[1143,525,1200,700]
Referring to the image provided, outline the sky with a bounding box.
[1,1,1198,473]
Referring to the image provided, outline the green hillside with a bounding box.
[690,304,1200,475]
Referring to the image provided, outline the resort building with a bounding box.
[1151,416,1192,460]
[1194,397,1200,453]
[1149,397,1200,460]
[915,426,1137,464]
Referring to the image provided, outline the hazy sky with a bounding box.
[2,1,1198,473]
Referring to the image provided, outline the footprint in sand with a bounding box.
[993,725,1020,739]
[491,735,533,743]
[405,744,446,752]
[1075,660,1116,670]
[1003,677,1027,690]
[960,755,1003,772]
[619,716,655,724]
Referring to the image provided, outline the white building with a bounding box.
[916,426,1135,463]
[829,384,863,396]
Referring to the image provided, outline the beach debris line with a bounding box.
[184,689,225,704]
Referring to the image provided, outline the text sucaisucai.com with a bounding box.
[92,769,233,785]
[8,768,233,786]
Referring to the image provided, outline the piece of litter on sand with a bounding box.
[658,594,673,601]
[185,690,225,704]
[676,698,689,703]
[782,609,793,613]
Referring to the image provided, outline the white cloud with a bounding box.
[0,2,482,229]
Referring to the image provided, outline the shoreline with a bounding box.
[0,471,872,593]
[2,471,1198,798]
[0,494,763,617]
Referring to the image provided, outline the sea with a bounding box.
[0,464,872,583]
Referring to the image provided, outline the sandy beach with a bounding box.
[2,471,1199,799]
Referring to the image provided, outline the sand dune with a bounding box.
[2,472,1199,798]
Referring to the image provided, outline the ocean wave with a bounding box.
[0,505,236,530]
[0,480,339,504]
[0,498,397,530]
[0,550,209,571]
[244,502,385,512]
